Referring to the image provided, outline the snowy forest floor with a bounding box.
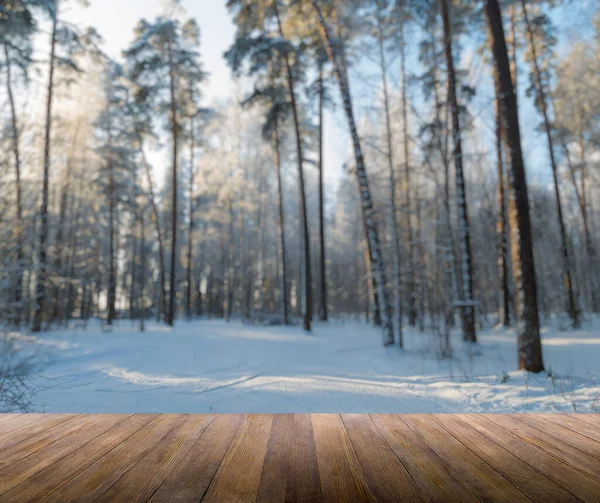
[9,317,600,413]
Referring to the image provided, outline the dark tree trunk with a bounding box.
[186,117,195,319]
[317,65,328,322]
[485,0,544,373]
[521,0,579,328]
[4,44,23,317]
[274,125,289,325]
[275,8,313,332]
[494,80,511,328]
[441,0,477,342]
[312,0,394,344]
[167,40,178,327]
[33,16,58,332]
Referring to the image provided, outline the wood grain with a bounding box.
[0,413,597,502]
[149,414,244,503]
[202,414,273,503]
[312,414,375,503]
[462,414,600,503]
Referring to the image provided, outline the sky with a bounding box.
[58,0,599,194]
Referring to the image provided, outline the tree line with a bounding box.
[1,0,599,373]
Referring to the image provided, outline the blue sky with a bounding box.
[62,0,598,193]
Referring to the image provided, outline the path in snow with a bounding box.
[21,318,600,413]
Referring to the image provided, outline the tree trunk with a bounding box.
[521,0,579,327]
[167,39,178,327]
[399,20,417,327]
[139,201,146,332]
[107,136,117,326]
[312,0,394,344]
[275,8,313,332]
[441,0,477,342]
[186,117,195,319]
[33,15,58,332]
[140,145,166,320]
[484,0,544,373]
[317,64,328,322]
[4,44,23,318]
[494,80,511,327]
[274,125,289,325]
[376,10,403,347]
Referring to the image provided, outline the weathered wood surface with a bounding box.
[0,414,598,502]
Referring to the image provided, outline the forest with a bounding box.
[1,0,600,413]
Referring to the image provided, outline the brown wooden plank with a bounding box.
[437,415,579,503]
[311,414,375,503]
[255,413,323,503]
[341,414,424,503]
[202,414,273,503]
[372,414,477,503]
[0,414,123,496]
[0,414,51,436]
[462,414,600,503]
[0,415,23,425]
[0,414,76,453]
[96,415,213,503]
[402,414,531,502]
[42,414,183,503]
[512,415,600,467]
[537,414,600,443]
[572,414,600,427]
[256,414,294,503]
[1,415,155,503]
[0,414,102,473]
[149,414,244,503]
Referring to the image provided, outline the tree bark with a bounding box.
[440,0,477,342]
[485,0,544,373]
[521,0,579,327]
[399,19,417,327]
[273,125,289,325]
[186,116,195,319]
[494,80,511,327]
[167,39,178,327]
[317,64,328,322]
[33,15,58,332]
[275,7,313,332]
[376,9,403,346]
[4,44,24,317]
[311,0,394,344]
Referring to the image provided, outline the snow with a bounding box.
[14,318,600,413]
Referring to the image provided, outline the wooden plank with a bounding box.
[341,414,424,503]
[437,415,579,503]
[43,414,183,503]
[96,415,213,503]
[0,414,122,496]
[0,415,24,425]
[202,414,273,503]
[256,414,323,503]
[149,414,243,503]
[311,414,375,503]
[0,414,50,436]
[572,414,600,427]
[0,414,102,473]
[0,414,76,453]
[372,414,477,503]
[402,414,530,502]
[512,415,600,467]
[256,414,294,503]
[537,414,600,443]
[1,415,155,503]
[461,414,600,503]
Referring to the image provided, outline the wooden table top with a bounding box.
[0,413,598,502]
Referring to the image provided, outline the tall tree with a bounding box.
[484,0,544,372]
[310,0,395,344]
[440,0,477,342]
[124,16,205,326]
[521,0,580,327]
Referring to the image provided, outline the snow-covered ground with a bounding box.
[13,318,600,413]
